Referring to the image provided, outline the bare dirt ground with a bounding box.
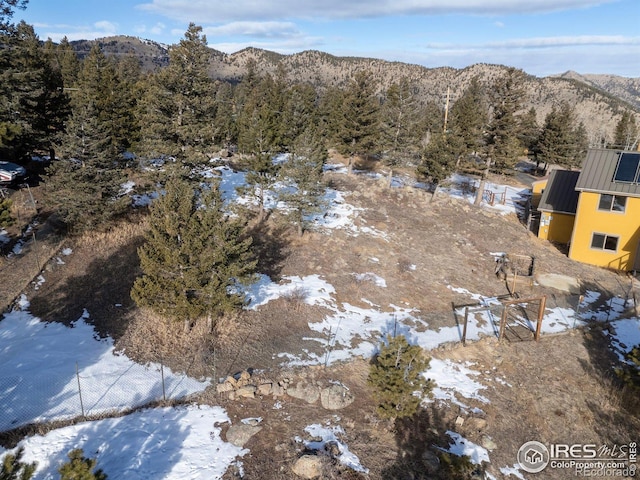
[3,162,639,479]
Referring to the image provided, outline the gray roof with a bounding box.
[538,169,580,214]
[575,149,640,197]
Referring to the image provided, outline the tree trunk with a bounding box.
[474,157,491,206]
[430,183,439,203]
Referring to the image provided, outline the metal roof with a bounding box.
[538,169,580,214]
[575,149,640,197]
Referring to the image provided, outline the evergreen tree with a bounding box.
[368,334,432,420]
[0,446,36,480]
[332,70,380,171]
[58,449,106,480]
[13,23,70,161]
[0,20,24,156]
[448,77,487,159]
[0,198,14,226]
[211,80,237,148]
[518,107,540,159]
[131,171,256,329]
[380,77,422,166]
[537,101,588,170]
[613,111,639,150]
[278,126,327,236]
[417,131,459,191]
[237,74,279,155]
[45,44,129,233]
[0,0,27,34]
[52,37,80,89]
[138,23,216,164]
[280,82,317,151]
[485,68,526,172]
[241,152,279,221]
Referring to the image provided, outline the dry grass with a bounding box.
[117,309,216,378]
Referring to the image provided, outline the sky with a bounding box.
[13,0,640,78]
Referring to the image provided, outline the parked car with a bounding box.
[0,161,27,185]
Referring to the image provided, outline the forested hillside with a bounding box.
[69,36,640,145]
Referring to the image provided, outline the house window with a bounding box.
[591,233,619,252]
[598,194,626,212]
[613,152,640,183]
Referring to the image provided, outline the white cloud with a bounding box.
[41,20,118,42]
[94,20,118,33]
[204,21,302,39]
[135,22,166,36]
[136,0,616,22]
[422,35,640,50]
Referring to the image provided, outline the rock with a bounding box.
[271,384,285,397]
[216,382,234,393]
[466,417,487,431]
[287,382,320,404]
[257,382,273,396]
[292,455,322,479]
[481,435,497,451]
[455,416,465,426]
[236,385,257,398]
[320,384,355,410]
[226,424,262,447]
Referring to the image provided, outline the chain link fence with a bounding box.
[0,361,209,432]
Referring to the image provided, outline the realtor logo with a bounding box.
[518,441,550,473]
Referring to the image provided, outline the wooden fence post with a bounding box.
[462,307,469,346]
[499,305,507,341]
[534,295,546,341]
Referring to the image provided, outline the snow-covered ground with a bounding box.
[0,297,209,432]
[2,155,639,478]
[0,405,245,480]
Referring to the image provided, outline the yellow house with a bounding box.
[537,170,580,245]
[568,149,640,271]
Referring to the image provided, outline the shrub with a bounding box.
[0,198,14,227]
[58,449,107,480]
[368,334,432,419]
[0,447,36,480]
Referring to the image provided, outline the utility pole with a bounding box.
[443,86,451,134]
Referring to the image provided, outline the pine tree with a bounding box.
[58,449,106,480]
[280,82,317,151]
[45,45,129,234]
[131,171,256,330]
[380,77,422,166]
[14,24,70,161]
[537,101,587,170]
[53,37,80,89]
[0,198,13,226]
[237,74,279,155]
[0,447,36,480]
[368,334,432,420]
[417,131,458,191]
[241,153,279,221]
[448,77,487,159]
[332,70,380,172]
[278,126,327,236]
[518,107,540,159]
[485,68,526,172]
[613,111,639,150]
[138,23,216,164]
[0,0,27,34]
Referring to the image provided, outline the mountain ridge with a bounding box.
[69,36,640,144]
